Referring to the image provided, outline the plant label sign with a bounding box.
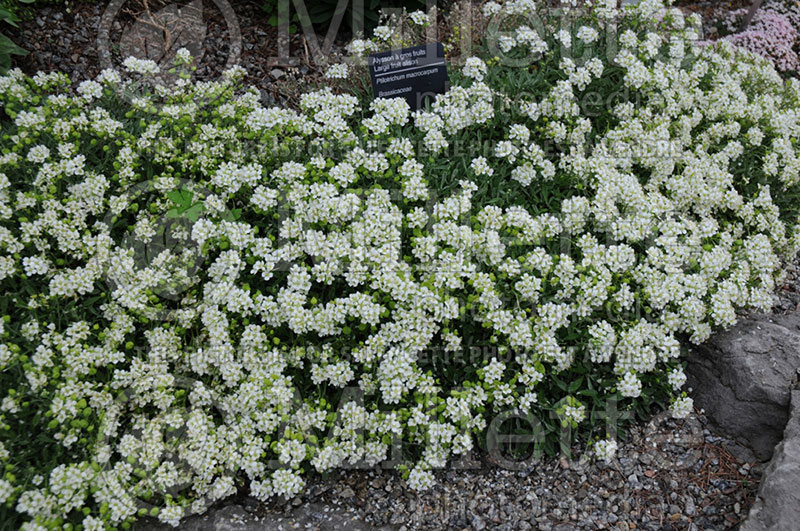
[368,42,448,111]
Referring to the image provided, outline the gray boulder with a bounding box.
[740,389,800,531]
[686,312,800,460]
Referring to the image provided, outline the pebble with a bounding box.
[685,496,696,516]
[470,515,486,530]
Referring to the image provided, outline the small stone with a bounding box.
[734,502,741,515]
[684,497,696,517]
[470,514,486,530]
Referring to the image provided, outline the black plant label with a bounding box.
[368,42,449,111]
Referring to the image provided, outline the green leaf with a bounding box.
[568,376,584,393]
[182,203,205,222]
[167,189,193,208]
[0,9,20,26]
[0,33,26,57]
[552,375,567,392]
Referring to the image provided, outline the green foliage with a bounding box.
[166,189,206,221]
[0,1,29,74]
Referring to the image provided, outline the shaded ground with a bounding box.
[8,0,339,105]
[135,412,763,531]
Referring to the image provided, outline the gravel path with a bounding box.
[137,411,763,531]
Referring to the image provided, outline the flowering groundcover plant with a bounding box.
[2,0,800,528]
[717,0,800,74]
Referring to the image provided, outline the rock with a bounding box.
[686,312,800,460]
[740,389,800,531]
[470,514,486,530]
[684,496,696,517]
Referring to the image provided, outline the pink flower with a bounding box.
[720,4,800,73]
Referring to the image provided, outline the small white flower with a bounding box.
[407,467,435,490]
[175,47,193,64]
[556,29,572,49]
[618,372,642,398]
[26,145,50,164]
[22,256,50,276]
[0,479,13,504]
[671,397,693,419]
[594,438,618,462]
[667,368,687,391]
[470,156,494,176]
[77,80,103,101]
[410,10,428,25]
[462,57,487,80]
[122,56,160,74]
[374,25,393,41]
[577,26,599,44]
[325,63,349,79]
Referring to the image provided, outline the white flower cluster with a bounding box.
[324,63,349,79]
[594,438,618,462]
